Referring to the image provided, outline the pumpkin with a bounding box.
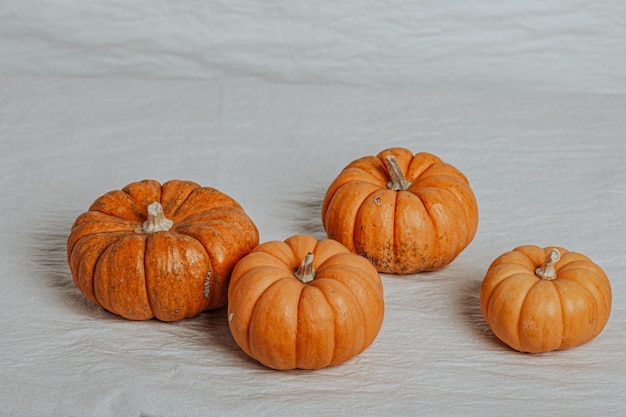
[227,234,385,370]
[67,179,259,322]
[322,147,478,274]
[480,245,612,353]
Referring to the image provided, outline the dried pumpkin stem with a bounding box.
[294,252,315,284]
[535,248,561,280]
[385,155,412,191]
[138,202,174,234]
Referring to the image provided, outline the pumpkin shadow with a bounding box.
[25,208,106,318]
[279,183,327,240]
[189,307,245,356]
[457,277,501,347]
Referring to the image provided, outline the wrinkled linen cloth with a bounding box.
[1,2,625,417]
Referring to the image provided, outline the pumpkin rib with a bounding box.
[487,273,536,350]
[248,277,303,370]
[294,283,306,367]
[352,188,397,270]
[186,232,216,307]
[174,220,255,308]
[89,190,146,223]
[412,174,477,246]
[94,234,153,320]
[321,169,382,220]
[320,255,384,290]
[378,148,416,177]
[557,260,607,279]
[324,182,380,253]
[516,277,541,331]
[254,240,300,268]
[240,266,293,296]
[557,266,610,290]
[518,280,562,353]
[71,231,135,305]
[555,256,612,299]
[310,238,349,266]
[68,225,137,263]
[138,235,157,319]
[554,268,611,340]
[168,185,213,220]
[313,277,367,365]
[354,189,400,272]
[480,263,531,317]
[489,250,536,271]
[408,187,445,268]
[67,217,138,260]
[422,184,469,265]
[230,265,291,298]
[296,284,335,369]
[285,234,319,264]
[70,210,138,228]
[346,156,390,184]
[345,166,389,187]
[172,206,249,227]
[391,191,435,273]
[171,187,243,221]
[228,266,290,357]
[417,162,469,184]
[159,180,201,219]
[230,253,293,290]
[314,265,383,352]
[554,278,597,349]
[144,231,214,321]
[121,179,162,217]
[315,265,382,310]
[405,152,441,180]
[390,190,399,272]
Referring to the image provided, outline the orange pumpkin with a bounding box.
[227,234,385,370]
[322,147,478,274]
[480,245,612,353]
[67,179,259,322]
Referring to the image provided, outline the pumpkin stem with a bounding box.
[385,155,412,191]
[535,248,561,280]
[138,202,174,234]
[294,252,315,284]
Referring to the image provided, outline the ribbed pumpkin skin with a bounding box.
[66,179,259,322]
[480,245,612,353]
[227,235,385,370]
[322,147,478,274]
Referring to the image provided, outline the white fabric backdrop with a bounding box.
[1,1,625,93]
[1,2,625,416]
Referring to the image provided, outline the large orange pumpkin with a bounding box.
[480,245,612,353]
[322,147,478,274]
[227,234,385,370]
[67,179,259,322]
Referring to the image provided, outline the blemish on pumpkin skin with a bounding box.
[203,268,211,298]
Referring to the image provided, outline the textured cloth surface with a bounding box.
[1,1,625,93]
[1,2,625,416]
[1,78,625,417]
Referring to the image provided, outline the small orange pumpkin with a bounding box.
[480,245,612,353]
[227,234,385,370]
[322,147,478,274]
[67,179,259,322]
